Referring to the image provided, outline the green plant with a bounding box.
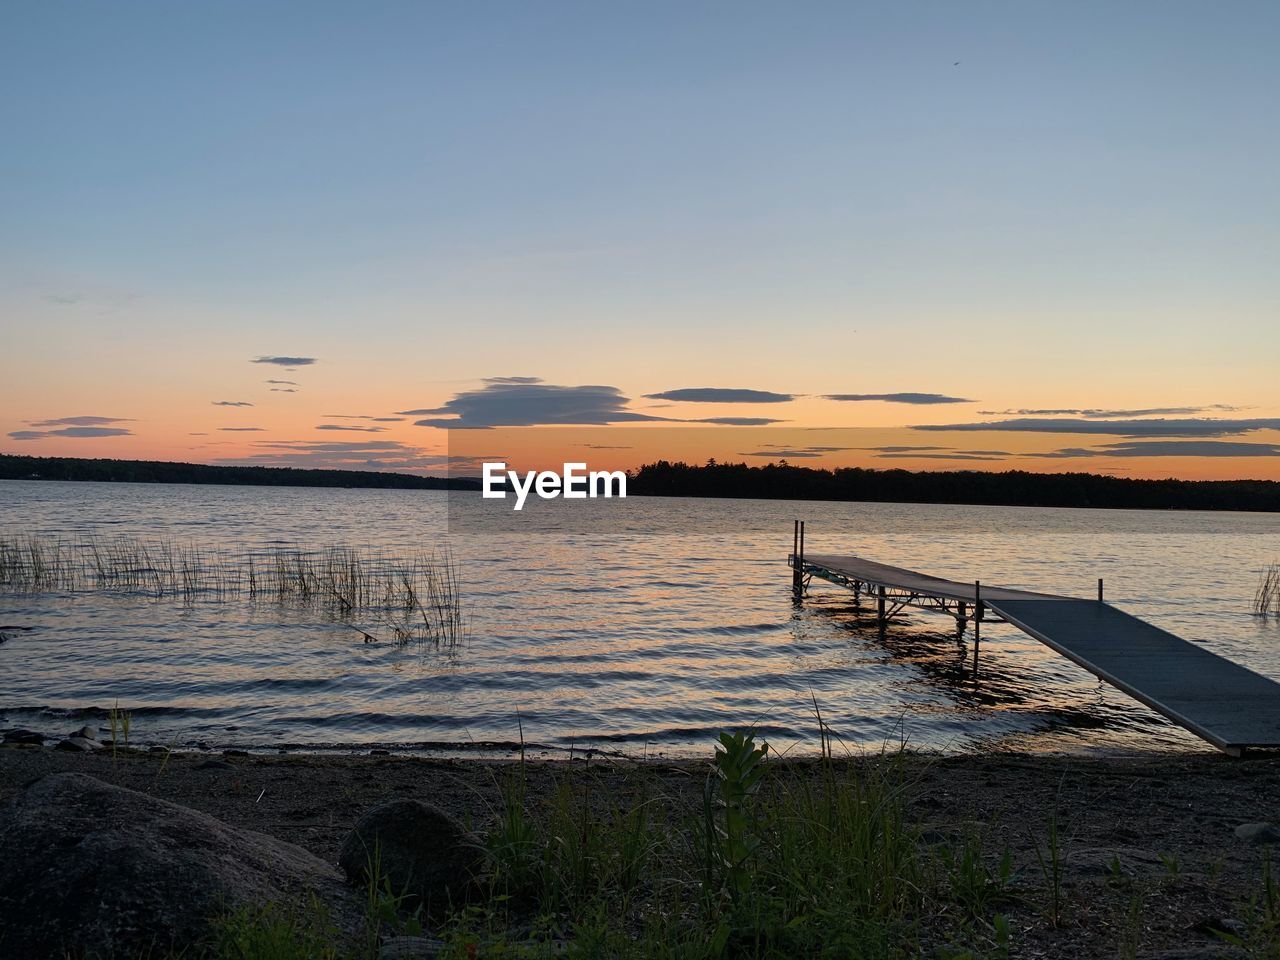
[108,699,132,758]
[939,835,1016,924]
[361,841,425,954]
[705,730,768,904]
[1030,810,1063,928]
[207,896,341,960]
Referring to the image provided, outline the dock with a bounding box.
[788,521,1280,755]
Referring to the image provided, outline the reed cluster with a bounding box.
[0,533,464,646]
[1256,564,1280,618]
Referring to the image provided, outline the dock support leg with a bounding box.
[791,520,804,601]
[877,585,886,634]
[972,580,983,675]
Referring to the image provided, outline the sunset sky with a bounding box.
[2,2,1278,481]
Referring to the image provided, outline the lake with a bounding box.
[2,479,1278,756]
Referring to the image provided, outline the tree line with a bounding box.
[627,459,1280,512]
[0,454,477,490]
[5,453,1278,512]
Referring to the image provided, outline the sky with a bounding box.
[2,1,1278,481]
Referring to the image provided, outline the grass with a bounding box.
[0,533,465,647]
[114,726,1280,960]
[1257,564,1280,618]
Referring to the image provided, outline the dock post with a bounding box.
[877,584,886,633]
[1098,578,1104,602]
[972,580,982,674]
[791,521,800,596]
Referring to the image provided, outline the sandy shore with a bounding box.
[4,744,1280,957]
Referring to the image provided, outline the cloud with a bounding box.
[692,417,788,426]
[855,445,950,453]
[740,449,826,458]
[1027,441,1280,458]
[325,415,405,422]
[212,400,254,407]
[9,426,133,440]
[316,424,387,433]
[912,417,1280,438]
[271,388,297,393]
[408,380,673,429]
[211,438,464,472]
[265,379,297,385]
[27,415,133,427]
[580,444,634,449]
[825,393,973,405]
[252,356,316,367]
[739,445,855,459]
[219,427,266,432]
[976,405,1243,418]
[643,388,795,403]
[484,376,543,385]
[875,453,1005,461]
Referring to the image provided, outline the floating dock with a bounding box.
[789,521,1280,755]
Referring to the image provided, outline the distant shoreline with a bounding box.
[3,452,1278,512]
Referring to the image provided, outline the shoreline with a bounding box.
[5,743,1280,957]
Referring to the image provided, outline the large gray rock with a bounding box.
[0,772,361,959]
[339,798,481,912]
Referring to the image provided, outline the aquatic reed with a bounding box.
[1255,564,1280,618]
[0,533,465,647]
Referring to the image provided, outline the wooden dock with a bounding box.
[789,522,1280,755]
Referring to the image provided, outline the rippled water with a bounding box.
[2,479,1279,755]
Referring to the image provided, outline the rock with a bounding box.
[73,725,97,741]
[55,736,104,752]
[1235,822,1280,844]
[2,729,44,745]
[0,772,361,958]
[370,748,390,756]
[223,748,250,757]
[338,799,481,912]
[380,935,446,959]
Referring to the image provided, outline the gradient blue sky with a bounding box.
[3,2,1278,478]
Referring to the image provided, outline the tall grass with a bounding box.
[0,533,465,646]
[1256,564,1280,618]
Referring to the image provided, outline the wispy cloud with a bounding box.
[1028,441,1280,458]
[913,417,1280,438]
[27,415,133,427]
[739,445,855,458]
[325,415,405,422]
[211,438,461,472]
[10,426,133,440]
[271,388,297,393]
[212,400,254,407]
[692,417,788,426]
[855,445,950,453]
[316,424,387,433]
[874,452,1004,461]
[219,427,266,432]
[265,379,297,385]
[407,379,672,429]
[252,356,316,367]
[644,388,794,403]
[977,405,1242,418]
[825,393,973,405]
